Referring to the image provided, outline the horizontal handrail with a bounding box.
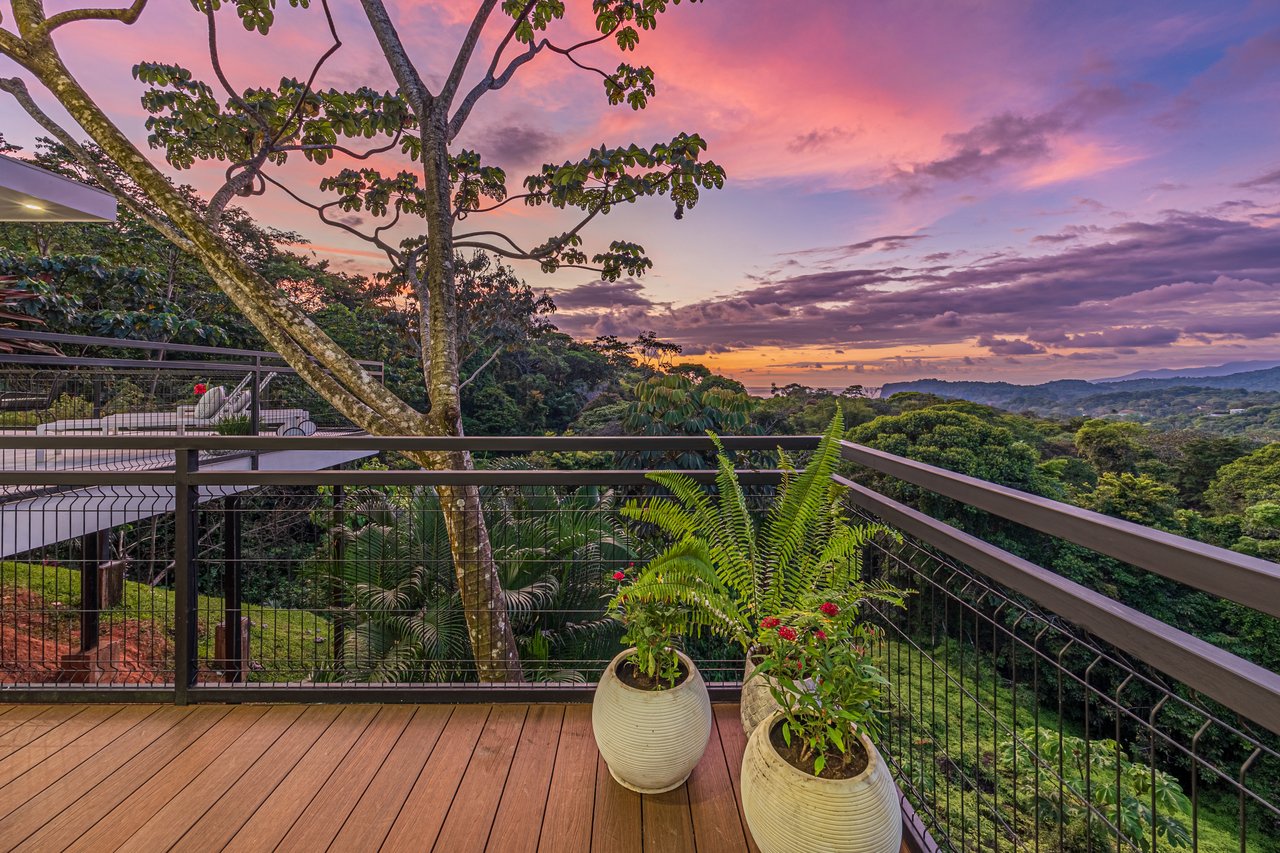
[0,434,821,452]
[0,468,788,487]
[0,327,384,369]
[839,439,1280,620]
[0,353,354,374]
[835,473,1280,736]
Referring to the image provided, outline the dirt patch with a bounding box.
[768,717,870,780]
[616,655,690,691]
[0,588,174,685]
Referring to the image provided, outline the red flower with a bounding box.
[814,630,828,641]
[760,616,780,629]
[820,601,839,617]
[194,383,207,396]
[612,571,626,581]
[777,625,798,641]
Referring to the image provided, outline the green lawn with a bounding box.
[878,637,1269,853]
[2,561,331,683]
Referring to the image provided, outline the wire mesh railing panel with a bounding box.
[853,505,1280,853]
[1,488,179,687]
[183,481,765,688]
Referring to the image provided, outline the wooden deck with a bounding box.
[0,702,763,852]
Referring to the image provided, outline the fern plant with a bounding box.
[619,411,908,652]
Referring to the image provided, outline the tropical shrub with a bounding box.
[999,727,1193,852]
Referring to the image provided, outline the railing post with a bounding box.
[79,530,105,653]
[221,495,243,682]
[331,482,345,668]
[250,356,261,470]
[174,448,199,704]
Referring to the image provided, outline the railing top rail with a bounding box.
[839,439,1280,620]
[0,434,821,452]
[836,473,1280,737]
[0,328,384,371]
[0,468,789,488]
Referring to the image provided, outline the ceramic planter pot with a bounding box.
[741,711,902,853]
[740,654,815,736]
[592,647,713,793]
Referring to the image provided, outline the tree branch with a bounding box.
[459,344,503,389]
[453,230,532,256]
[359,0,433,114]
[0,75,195,252]
[203,1,265,129]
[448,38,543,141]
[272,128,403,161]
[0,26,27,60]
[439,0,498,107]
[268,0,341,149]
[484,0,537,79]
[448,23,619,142]
[33,0,147,37]
[259,171,402,263]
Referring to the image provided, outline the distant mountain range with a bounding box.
[881,365,1280,411]
[1096,360,1280,382]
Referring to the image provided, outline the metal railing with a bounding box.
[0,432,1276,850]
[0,329,384,439]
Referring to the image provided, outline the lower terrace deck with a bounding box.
[0,701,840,853]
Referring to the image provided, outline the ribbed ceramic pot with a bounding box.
[592,647,713,794]
[742,711,902,853]
[740,655,815,735]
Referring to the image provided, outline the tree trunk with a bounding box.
[411,108,522,681]
[13,35,522,682]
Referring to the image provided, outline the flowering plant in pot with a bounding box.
[618,410,906,732]
[590,567,712,794]
[741,596,903,853]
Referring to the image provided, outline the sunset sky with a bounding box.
[3,0,1279,389]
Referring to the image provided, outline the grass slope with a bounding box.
[2,561,330,683]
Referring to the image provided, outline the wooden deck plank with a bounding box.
[688,712,750,853]
[170,705,345,853]
[327,705,453,853]
[0,706,57,745]
[485,705,566,853]
[0,704,160,826]
[379,704,491,852]
[59,706,266,853]
[0,705,177,850]
[274,705,417,853]
[537,705,597,853]
[12,706,232,853]
[0,705,95,765]
[591,752,642,853]
[0,705,117,788]
[642,784,696,853]
[434,704,529,853]
[0,701,765,853]
[115,706,309,853]
[223,704,380,853]
[714,703,760,853]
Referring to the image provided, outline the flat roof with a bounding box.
[0,153,117,222]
